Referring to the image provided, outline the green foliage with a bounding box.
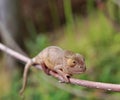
[0,71,21,100]
[25,16,50,57]
[63,0,73,25]
[87,0,95,13]
[25,34,50,56]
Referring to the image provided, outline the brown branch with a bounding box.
[0,43,120,92]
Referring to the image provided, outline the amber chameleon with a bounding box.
[20,46,86,95]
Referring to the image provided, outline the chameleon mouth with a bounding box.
[69,69,85,74]
[75,71,84,74]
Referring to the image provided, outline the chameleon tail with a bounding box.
[19,60,33,95]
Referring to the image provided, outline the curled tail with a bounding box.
[19,59,34,95]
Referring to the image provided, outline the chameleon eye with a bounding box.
[73,61,76,64]
[67,59,76,67]
[71,60,76,67]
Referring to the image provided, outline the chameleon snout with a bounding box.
[80,64,86,72]
[83,66,86,72]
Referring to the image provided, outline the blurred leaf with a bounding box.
[25,34,50,56]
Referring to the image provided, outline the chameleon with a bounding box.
[19,46,86,95]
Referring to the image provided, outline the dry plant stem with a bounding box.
[0,43,120,92]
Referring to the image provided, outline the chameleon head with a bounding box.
[65,52,86,75]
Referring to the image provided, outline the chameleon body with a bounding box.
[20,46,86,95]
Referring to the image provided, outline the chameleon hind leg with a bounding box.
[38,62,51,75]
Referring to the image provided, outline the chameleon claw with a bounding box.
[62,74,70,83]
[58,75,70,83]
[58,80,65,83]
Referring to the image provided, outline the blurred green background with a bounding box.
[0,0,120,100]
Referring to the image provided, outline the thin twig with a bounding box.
[0,43,120,92]
[0,43,29,63]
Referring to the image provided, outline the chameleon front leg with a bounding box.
[33,62,51,75]
[54,65,70,83]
